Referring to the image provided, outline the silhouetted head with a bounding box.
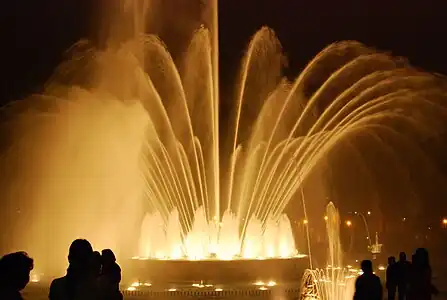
[101,249,116,264]
[361,260,373,274]
[399,252,406,262]
[68,239,93,266]
[0,252,34,291]
[388,256,396,265]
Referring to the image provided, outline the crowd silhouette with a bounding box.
[0,239,123,300]
[354,248,438,300]
[0,240,441,300]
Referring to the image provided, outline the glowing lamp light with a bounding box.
[367,211,371,215]
[378,265,386,271]
[267,280,277,287]
[324,216,328,221]
[127,287,137,291]
[442,218,447,225]
[345,220,352,227]
[215,288,223,292]
[303,219,308,225]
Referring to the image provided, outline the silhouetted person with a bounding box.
[354,260,382,300]
[0,252,34,300]
[396,252,411,300]
[91,251,102,278]
[49,239,98,300]
[99,249,122,300]
[409,248,438,300]
[386,256,398,300]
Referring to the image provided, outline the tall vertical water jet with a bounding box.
[300,203,356,300]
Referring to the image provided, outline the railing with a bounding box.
[23,285,302,300]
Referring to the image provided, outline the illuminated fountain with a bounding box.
[137,208,297,260]
[1,0,447,282]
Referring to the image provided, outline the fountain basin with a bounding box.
[125,256,308,284]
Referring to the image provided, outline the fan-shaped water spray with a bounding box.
[1,0,447,277]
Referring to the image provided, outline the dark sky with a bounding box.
[2,0,447,104]
[1,0,447,231]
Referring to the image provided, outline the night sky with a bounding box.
[2,0,447,249]
[3,0,447,104]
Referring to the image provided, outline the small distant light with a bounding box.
[354,212,358,215]
[442,218,447,225]
[168,288,177,292]
[303,219,308,225]
[215,288,223,292]
[345,220,352,227]
[402,217,406,221]
[378,265,386,271]
[131,282,140,287]
[366,236,369,239]
[259,286,268,291]
[324,216,328,221]
[355,259,359,263]
[254,281,265,286]
[428,226,431,230]
[127,287,137,291]
[367,211,371,215]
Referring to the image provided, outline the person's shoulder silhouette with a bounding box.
[99,249,122,300]
[0,251,34,300]
[354,260,382,300]
[409,248,437,300]
[49,239,98,300]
